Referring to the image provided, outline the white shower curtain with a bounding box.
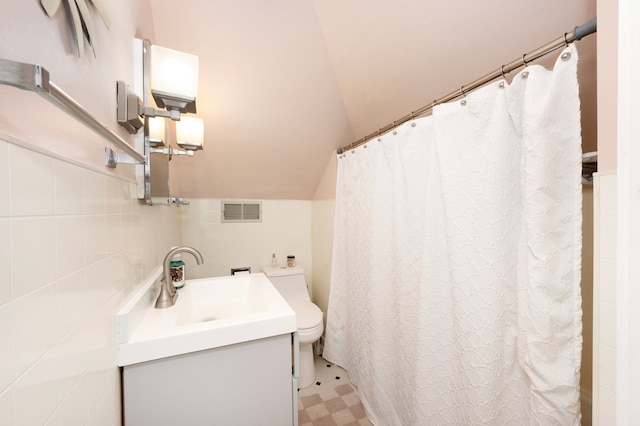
[324,45,583,425]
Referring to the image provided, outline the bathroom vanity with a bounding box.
[117,269,298,425]
[123,334,294,425]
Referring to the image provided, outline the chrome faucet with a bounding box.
[155,246,204,309]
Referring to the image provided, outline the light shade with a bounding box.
[151,44,199,113]
[148,116,166,146]
[176,116,204,150]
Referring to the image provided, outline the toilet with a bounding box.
[262,266,323,389]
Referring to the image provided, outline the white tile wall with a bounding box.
[593,172,617,425]
[54,160,85,216]
[0,141,9,217]
[0,220,10,305]
[180,199,313,286]
[12,217,57,297]
[9,146,56,217]
[0,137,181,425]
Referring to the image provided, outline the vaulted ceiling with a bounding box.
[149,0,597,200]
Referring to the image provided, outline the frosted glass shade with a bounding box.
[151,44,199,113]
[148,116,166,146]
[176,116,204,150]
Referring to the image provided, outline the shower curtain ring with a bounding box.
[563,32,570,46]
[410,112,417,126]
[521,54,528,67]
[459,86,466,97]
[501,64,507,79]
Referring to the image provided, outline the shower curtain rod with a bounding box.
[336,17,597,155]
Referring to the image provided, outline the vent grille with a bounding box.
[222,201,262,222]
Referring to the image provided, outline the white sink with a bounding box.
[117,268,296,366]
[176,277,271,326]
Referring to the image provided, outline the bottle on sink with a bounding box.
[170,254,186,289]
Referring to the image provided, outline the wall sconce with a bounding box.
[116,40,199,134]
[148,116,166,147]
[148,116,202,159]
[176,116,204,151]
[111,39,204,204]
[151,45,198,114]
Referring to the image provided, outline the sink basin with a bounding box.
[176,277,271,326]
[117,268,296,366]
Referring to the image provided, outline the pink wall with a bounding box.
[0,0,156,177]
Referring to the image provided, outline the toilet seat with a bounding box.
[287,299,323,331]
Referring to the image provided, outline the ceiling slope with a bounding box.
[149,0,354,200]
[150,0,597,200]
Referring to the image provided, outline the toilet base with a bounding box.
[297,342,316,389]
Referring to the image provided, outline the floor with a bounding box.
[297,356,372,426]
[298,356,589,425]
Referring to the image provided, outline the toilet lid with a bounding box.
[288,299,323,330]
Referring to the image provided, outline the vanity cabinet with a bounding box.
[122,333,296,426]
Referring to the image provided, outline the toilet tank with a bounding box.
[262,266,310,301]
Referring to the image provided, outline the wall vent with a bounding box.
[221,201,262,223]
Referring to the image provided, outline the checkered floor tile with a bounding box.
[298,382,372,426]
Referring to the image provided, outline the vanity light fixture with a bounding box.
[116,41,199,135]
[150,45,199,114]
[148,116,166,147]
[111,38,204,204]
[176,116,204,151]
[113,39,204,167]
[148,116,200,159]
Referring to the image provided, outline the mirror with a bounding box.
[149,151,170,200]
